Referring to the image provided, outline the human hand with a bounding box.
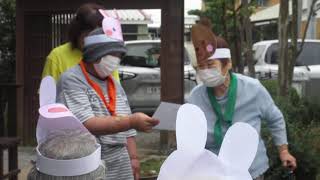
[131,157,140,180]
[129,112,159,132]
[279,150,297,171]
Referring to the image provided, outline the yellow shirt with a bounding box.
[42,42,120,82]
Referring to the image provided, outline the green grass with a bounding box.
[140,157,166,177]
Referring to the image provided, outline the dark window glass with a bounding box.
[264,42,320,66]
[122,43,190,67]
[296,43,320,66]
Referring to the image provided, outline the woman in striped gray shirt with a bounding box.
[56,26,159,180]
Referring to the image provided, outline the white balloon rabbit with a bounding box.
[36,76,88,144]
[157,103,259,180]
[35,76,101,177]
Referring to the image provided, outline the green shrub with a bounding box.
[0,0,16,83]
[140,157,166,177]
[261,80,320,180]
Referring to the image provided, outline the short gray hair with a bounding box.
[28,129,105,180]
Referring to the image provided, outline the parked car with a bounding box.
[120,40,197,114]
[245,39,320,102]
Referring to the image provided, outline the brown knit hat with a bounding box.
[191,17,217,65]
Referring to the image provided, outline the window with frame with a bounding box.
[257,0,267,7]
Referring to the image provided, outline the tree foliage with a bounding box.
[0,0,16,82]
[278,0,319,96]
[188,0,257,75]
[262,80,320,180]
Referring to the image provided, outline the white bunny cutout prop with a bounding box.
[157,104,259,180]
[36,76,101,176]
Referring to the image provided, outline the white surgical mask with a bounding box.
[94,55,120,79]
[197,68,227,87]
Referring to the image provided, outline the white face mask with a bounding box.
[94,55,120,79]
[197,68,227,87]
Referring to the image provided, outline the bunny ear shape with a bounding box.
[113,9,120,19]
[39,76,56,107]
[218,122,259,171]
[157,150,199,180]
[184,149,227,179]
[176,104,207,156]
[98,9,108,17]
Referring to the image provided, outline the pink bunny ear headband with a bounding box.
[36,76,101,176]
[83,9,124,47]
[99,9,123,41]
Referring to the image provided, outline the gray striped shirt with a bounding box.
[56,65,136,146]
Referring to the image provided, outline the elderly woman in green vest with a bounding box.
[188,18,297,180]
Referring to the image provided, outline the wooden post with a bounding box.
[160,0,184,153]
[0,87,4,137]
[8,85,20,137]
[8,146,18,180]
[0,149,3,179]
[0,138,21,180]
[16,0,25,143]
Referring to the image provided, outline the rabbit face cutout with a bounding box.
[99,9,123,41]
[157,104,259,180]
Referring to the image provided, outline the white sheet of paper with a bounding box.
[152,102,181,130]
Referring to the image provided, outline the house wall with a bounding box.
[317,18,320,39]
[267,0,279,6]
[238,0,279,7]
[300,20,307,38]
[236,0,278,11]
[137,25,149,40]
[121,24,149,41]
[299,18,320,39]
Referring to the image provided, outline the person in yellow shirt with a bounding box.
[42,3,120,82]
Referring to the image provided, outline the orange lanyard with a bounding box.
[79,61,116,116]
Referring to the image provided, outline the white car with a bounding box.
[245,39,320,102]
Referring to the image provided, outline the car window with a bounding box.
[265,42,320,66]
[253,45,266,64]
[122,42,190,68]
[296,43,320,66]
[265,44,279,64]
[122,43,160,67]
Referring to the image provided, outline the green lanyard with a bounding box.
[207,72,237,146]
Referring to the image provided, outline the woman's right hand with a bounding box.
[129,112,159,132]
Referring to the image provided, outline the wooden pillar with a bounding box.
[15,0,25,143]
[159,0,184,153]
[0,138,21,180]
[8,146,18,180]
[0,148,3,179]
[8,85,20,137]
[0,87,4,136]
